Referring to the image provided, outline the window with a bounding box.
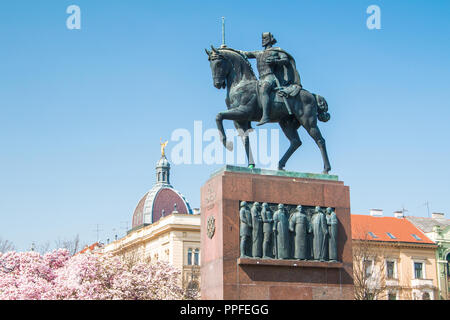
[414,262,423,279]
[422,292,430,300]
[368,232,378,239]
[386,260,395,279]
[386,232,396,239]
[411,234,422,241]
[187,248,192,265]
[187,281,199,291]
[194,248,199,266]
[364,260,373,277]
[388,292,397,300]
[446,253,450,278]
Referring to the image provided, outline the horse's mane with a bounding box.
[218,47,256,79]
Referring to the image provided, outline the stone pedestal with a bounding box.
[200,165,354,300]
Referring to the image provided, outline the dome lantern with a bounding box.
[156,155,171,186]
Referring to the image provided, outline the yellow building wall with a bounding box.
[354,241,438,300]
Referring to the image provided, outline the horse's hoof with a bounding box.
[226,141,233,151]
[278,166,285,171]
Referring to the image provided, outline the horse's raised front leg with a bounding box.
[278,119,302,170]
[215,108,249,152]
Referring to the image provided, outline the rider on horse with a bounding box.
[240,32,302,126]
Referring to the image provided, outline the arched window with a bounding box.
[194,248,200,265]
[422,292,430,300]
[187,248,192,265]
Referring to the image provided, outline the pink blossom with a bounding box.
[0,250,194,300]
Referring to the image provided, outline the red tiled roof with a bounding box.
[351,214,435,245]
[77,242,102,255]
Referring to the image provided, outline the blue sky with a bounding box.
[0,1,449,251]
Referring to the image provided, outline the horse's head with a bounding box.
[205,45,230,89]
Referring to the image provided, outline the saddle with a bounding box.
[275,84,302,98]
[276,85,328,114]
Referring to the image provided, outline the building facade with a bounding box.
[352,213,439,300]
[101,152,201,290]
[406,213,450,299]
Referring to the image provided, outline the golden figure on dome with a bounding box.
[160,139,168,157]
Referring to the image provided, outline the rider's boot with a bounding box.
[257,95,271,126]
[257,117,270,126]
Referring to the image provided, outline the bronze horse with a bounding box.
[205,46,331,173]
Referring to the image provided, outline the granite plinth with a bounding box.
[200,166,354,300]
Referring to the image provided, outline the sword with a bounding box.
[273,228,278,259]
[273,220,278,259]
[274,77,293,115]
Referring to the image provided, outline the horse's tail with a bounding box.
[314,94,330,122]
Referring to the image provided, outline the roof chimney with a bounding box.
[394,210,404,218]
[432,212,445,220]
[370,209,383,217]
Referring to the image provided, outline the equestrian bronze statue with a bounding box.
[205,33,332,173]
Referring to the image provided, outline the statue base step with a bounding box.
[200,166,354,300]
[238,258,344,269]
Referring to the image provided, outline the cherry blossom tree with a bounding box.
[0,249,194,300]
